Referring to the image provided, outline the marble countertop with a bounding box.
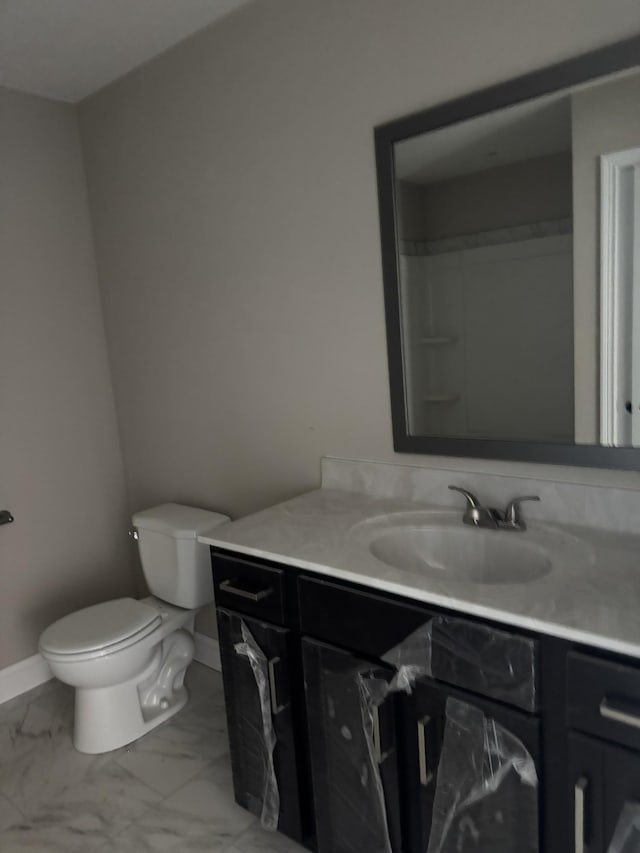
[198,488,640,658]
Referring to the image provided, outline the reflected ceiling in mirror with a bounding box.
[375,36,640,469]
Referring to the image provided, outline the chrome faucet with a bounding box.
[448,486,539,532]
[501,495,540,531]
[448,486,502,529]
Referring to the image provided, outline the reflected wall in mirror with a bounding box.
[375,36,640,469]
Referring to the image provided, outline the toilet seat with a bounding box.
[39,598,162,662]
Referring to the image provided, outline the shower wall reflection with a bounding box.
[392,68,640,446]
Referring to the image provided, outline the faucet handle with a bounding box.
[449,486,501,528]
[448,485,481,508]
[503,495,540,530]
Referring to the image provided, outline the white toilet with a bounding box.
[39,503,229,754]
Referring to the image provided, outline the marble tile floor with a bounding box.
[0,663,306,853]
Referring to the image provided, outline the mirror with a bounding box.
[375,36,640,469]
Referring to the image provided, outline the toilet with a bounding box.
[39,503,229,754]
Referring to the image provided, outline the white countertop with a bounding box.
[198,488,640,659]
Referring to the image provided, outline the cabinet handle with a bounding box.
[219,578,273,602]
[600,697,640,729]
[574,776,588,853]
[372,704,382,763]
[417,715,433,787]
[268,657,285,715]
[371,704,390,764]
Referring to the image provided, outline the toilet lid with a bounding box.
[40,598,161,655]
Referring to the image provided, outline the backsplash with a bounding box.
[321,457,640,537]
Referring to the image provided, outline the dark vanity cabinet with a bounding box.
[301,639,404,853]
[216,609,304,841]
[567,652,640,852]
[296,574,542,853]
[404,679,541,853]
[214,553,307,844]
[211,547,640,853]
[568,734,640,852]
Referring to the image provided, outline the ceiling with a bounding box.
[0,0,251,103]
[395,93,573,184]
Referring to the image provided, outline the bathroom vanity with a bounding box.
[199,483,640,853]
[198,33,640,852]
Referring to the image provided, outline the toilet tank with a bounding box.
[132,504,230,609]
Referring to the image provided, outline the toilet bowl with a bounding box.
[39,504,229,754]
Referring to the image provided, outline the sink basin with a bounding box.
[369,524,552,584]
[347,510,588,585]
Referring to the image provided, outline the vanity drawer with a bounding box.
[212,551,287,625]
[567,651,640,751]
[298,575,538,711]
[298,575,431,660]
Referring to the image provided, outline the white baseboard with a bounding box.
[194,632,221,671]
[0,635,219,708]
[0,652,53,706]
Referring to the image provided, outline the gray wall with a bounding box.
[399,152,573,242]
[0,88,134,668]
[79,0,640,639]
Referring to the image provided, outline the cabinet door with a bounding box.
[217,608,304,842]
[568,733,640,853]
[604,742,640,851]
[301,637,403,853]
[405,678,541,853]
[568,732,605,853]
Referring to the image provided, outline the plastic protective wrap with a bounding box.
[234,621,280,830]
[607,803,640,853]
[333,615,538,851]
[382,615,537,710]
[302,639,400,853]
[427,698,539,853]
[380,620,433,693]
[357,673,396,853]
[305,614,537,852]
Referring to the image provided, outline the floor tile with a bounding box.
[0,683,73,767]
[0,664,279,853]
[0,684,127,818]
[205,751,234,790]
[167,691,229,761]
[0,679,59,723]
[102,763,255,853]
[0,793,23,831]
[0,808,114,853]
[114,698,227,796]
[230,824,308,853]
[36,759,161,833]
[185,662,225,706]
[0,727,118,817]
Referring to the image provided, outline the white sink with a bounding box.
[350,511,588,586]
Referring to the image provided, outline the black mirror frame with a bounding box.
[375,35,640,470]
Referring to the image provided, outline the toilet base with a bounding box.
[73,628,195,754]
[74,682,189,754]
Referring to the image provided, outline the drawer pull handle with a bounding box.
[575,776,588,853]
[600,697,640,729]
[371,704,390,765]
[219,578,273,602]
[417,715,433,787]
[372,704,382,763]
[268,657,285,715]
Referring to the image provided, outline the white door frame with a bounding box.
[600,146,640,446]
